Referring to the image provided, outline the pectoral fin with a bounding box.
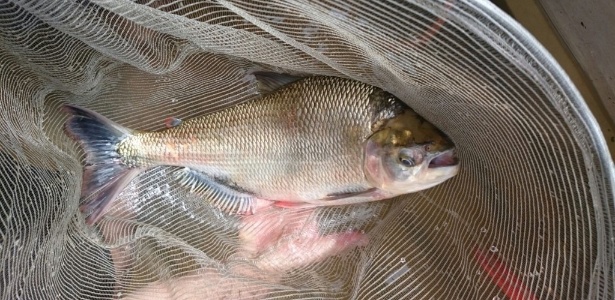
[288,188,387,207]
[274,188,387,209]
[324,188,379,201]
[174,168,257,215]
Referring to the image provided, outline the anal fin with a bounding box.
[175,168,257,215]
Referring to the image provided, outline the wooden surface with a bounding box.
[504,0,615,157]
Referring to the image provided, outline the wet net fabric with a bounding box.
[1,0,613,299]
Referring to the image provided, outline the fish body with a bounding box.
[64,76,459,224]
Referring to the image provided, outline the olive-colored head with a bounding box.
[363,111,459,195]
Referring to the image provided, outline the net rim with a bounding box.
[468,0,614,191]
[467,0,615,295]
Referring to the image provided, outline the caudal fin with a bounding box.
[63,104,140,225]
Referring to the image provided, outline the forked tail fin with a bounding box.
[63,104,140,225]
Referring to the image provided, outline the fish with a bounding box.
[473,247,538,300]
[63,75,459,225]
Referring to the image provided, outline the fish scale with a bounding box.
[123,77,378,201]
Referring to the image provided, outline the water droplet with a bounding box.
[490,245,498,253]
[317,43,327,52]
[400,257,406,263]
[302,26,318,37]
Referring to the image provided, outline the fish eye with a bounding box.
[424,142,435,152]
[399,156,415,167]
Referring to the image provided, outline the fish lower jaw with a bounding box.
[427,149,459,169]
[380,165,459,195]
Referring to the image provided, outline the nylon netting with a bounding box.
[0,0,613,299]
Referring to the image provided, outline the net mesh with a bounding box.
[1,0,613,299]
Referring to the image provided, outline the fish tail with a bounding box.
[63,104,141,225]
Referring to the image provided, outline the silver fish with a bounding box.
[63,76,459,224]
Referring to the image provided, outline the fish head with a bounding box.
[364,111,459,195]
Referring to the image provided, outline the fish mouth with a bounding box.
[428,149,459,169]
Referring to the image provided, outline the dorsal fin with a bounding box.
[252,71,303,94]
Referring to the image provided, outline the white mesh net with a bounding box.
[1,0,613,299]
